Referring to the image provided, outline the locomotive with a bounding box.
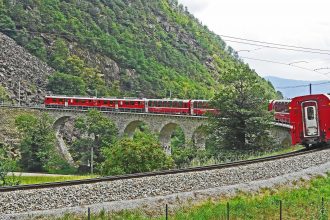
[269,94,330,147]
[44,95,217,116]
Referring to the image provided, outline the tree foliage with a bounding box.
[72,109,118,168]
[15,113,61,172]
[209,64,276,153]
[0,85,9,103]
[47,72,86,96]
[0,0,277,98]
[0,144,20,186]
[101,130,174,175]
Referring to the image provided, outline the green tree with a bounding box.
[25,37,47,61]
[209,64,275,153]
[0,85,9,103]
[65,55,85,76]
[72,109,118,169]
[101,130,174,175]
[0,144,20,186]
[50,39,69,71]
[15,113,57,172]
[47,72,87,95]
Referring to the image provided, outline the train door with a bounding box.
[145,99,148,113]
[302,101,319,137]
[64,99,68,107]
[190,100,194,115]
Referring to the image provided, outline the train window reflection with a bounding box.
[307,107,315,120]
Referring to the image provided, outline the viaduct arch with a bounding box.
[48,109,208,161]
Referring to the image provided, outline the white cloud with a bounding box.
[178,0,330,81]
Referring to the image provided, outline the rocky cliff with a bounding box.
[0,33,54,105]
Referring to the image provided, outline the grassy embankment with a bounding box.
[17,175,97,185]
[16,145,303,185]
[49,173,330,220]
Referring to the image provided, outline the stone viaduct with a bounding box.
[36,108,208,162]
[1,106,292,164]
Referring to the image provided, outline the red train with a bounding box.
[44,96,217,116]
[269,94,330,147]
[46,94,330,147]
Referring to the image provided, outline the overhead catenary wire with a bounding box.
[240,56,329,77]
[225,39,330,56]
[276,81,330,89]
[220,34,330,53]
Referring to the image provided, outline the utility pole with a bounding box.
[91,146,94,174]
[309,83,312,95]
[18,81,21,106]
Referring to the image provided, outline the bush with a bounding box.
[101,130,174,175]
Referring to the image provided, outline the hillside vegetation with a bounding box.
[0,0,276,98]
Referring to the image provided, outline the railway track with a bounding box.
[0,146,326,192]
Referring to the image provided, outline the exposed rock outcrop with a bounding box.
[0,33,54,105]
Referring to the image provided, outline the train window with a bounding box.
[178,102,183,108]
[168,102,172,107]
[307,107,315,120]
[131,101,135,105]
[109,101,113,105]
[52,98,56,102]
[158,101,162,107]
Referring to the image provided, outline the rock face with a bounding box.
[0,33,54,105]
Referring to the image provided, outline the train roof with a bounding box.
[147,98,190,102]
[45,95,145,102]
[46,96,194,102]
[272,99,291,103]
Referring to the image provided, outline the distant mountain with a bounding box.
[265,76,330,98]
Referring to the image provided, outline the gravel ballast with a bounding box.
[1,148,330,219]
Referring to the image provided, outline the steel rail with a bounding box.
[0,147,326,192]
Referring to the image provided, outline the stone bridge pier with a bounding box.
[271,124,292,147]
[42,109,208,159]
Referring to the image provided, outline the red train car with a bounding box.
[191,100,218,116]
[44,96,217,116]
[268,100,291,124]
[289,94,330,147]
[147,99,191,115]
[44,96,145,112]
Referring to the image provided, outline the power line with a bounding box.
[240,56,328,76]
[276,81,330,89]
[226,39,330,56]
[220,34,330,53]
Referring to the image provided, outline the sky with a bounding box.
[177,0,330,82]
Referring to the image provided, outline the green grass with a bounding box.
[17,175,97,185]
[50,173,330,220]
[246,144,305,160]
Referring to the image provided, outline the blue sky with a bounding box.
[178,0,330,81]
